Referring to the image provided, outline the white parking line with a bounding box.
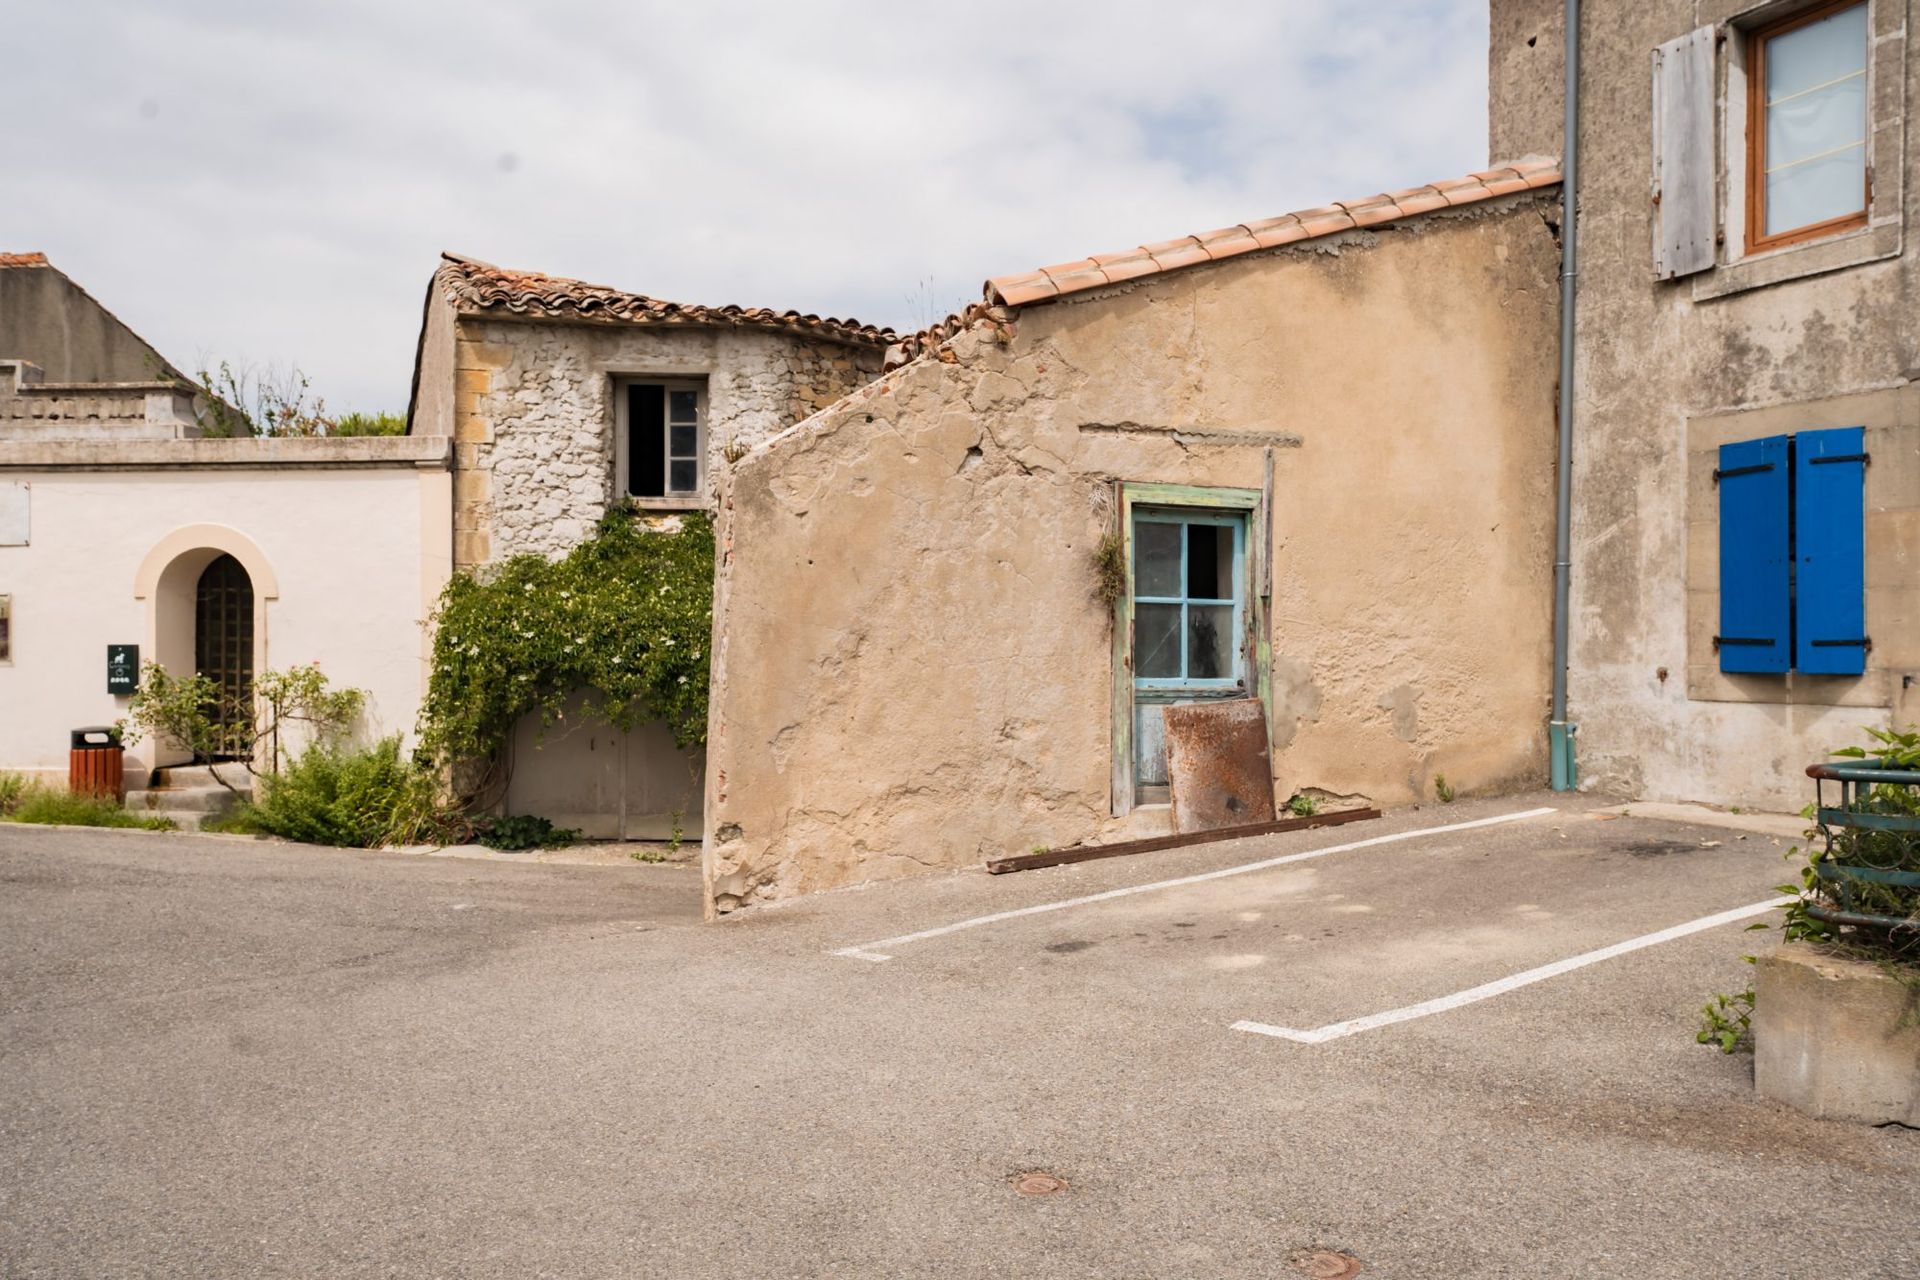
[830,806,1559,962]
[1232,897,1792,1044]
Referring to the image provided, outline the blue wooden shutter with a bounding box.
[1717,435,1791,673]
[1794,426,1868,675]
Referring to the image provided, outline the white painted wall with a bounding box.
[0,464,447,781]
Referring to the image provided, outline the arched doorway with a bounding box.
[194,554,255,758]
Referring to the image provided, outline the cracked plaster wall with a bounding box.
[703,196,1563,912]
[1492,0,1920,810]
[447,317,881,568]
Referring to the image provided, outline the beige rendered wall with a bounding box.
[1491,0,1920,809]
[703,196,1563,911]
[0,453,448,781]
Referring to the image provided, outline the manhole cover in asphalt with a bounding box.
[1291,1249,1363,1278]
[1012,1172,1068,1197]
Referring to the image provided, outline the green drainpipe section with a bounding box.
[1550,721,1578,792]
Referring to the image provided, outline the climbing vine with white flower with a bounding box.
[417,504,714,773]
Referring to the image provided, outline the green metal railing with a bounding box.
[1804,759,1920,936]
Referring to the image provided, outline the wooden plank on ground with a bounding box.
[985,806,1382,875]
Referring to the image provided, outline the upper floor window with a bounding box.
[620,381,704,502]
[1747,0,1870,252]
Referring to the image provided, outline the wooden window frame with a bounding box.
[1109,482,1269,816]
[0,594,11,665]
[1744,0,1872,255]
[613,377,708,511]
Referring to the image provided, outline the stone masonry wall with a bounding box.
[448,318,882,568]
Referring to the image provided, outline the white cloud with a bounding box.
[1,1,1488,412]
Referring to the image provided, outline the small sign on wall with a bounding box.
[107,644,139,695]
[0,483,26,546]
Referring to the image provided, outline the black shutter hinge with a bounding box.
[1713,636,1773,648]
[1808,452,1870,466]
[1712,462,1774,483]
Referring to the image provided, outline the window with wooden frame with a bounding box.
[1746,0,1870,253]
[0,594,11,663]
[617,380,705,503]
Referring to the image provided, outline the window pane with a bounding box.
[670,424,698,457]
[1763,3,1867,236]
[1766,4,1867,102]
[1766,79,1865,169]
[669,390,699,423]
[1187,524,1234,600]
[1187,604,1234,680]
[1135,603,1181,679]
[1768,146,1867,235]
[1134,522,1181,598]
[668,460,698,493]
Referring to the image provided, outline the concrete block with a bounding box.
[1755,943,1920,1126]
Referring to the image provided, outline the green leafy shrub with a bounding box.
[121,661,364,781]
[247,737,421,848]
[1781,726,1920,960]
[473,814,578,852]
[0,771,27,816]
[1697,725,1920,1053]
[420,507,714,776]
[1285,793,1320,818]
[329,411,406,437]
[1434,774,1456,804]
[2,784,174,830]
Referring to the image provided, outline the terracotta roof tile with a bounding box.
[0,252,49,268]
[435,253,894,347]
[1194,225,1261,258]
[1244,215,1309,249]
[981,158,1560,310]
[1144,237,1211,272]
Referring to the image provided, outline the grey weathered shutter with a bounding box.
[1651,26,1716,279]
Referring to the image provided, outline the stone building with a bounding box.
[404,253,893,837]
[1491,0,1920,809]
[0,253,451,823]
[703,161,1565,912]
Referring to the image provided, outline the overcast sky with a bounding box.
[4,2,1489,415]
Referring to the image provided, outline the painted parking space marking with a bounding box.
[830,806,1558,962]
[1231,896,1792,1044]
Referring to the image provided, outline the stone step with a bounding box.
[152,763,252,790]
[126,785,244,815]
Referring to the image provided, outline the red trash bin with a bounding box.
[69,726,125,801]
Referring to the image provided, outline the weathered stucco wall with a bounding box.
[704,195,1563,911]
[1491,0,1920,809]
[0,442,451,782]
[445,318,882,568]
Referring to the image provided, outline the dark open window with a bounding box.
[624,383,703,499]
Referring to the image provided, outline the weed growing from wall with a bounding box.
[419,505,714,775]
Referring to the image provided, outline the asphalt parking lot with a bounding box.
[3,793,1916,1278]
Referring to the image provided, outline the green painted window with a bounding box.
[1132,510,1245,690]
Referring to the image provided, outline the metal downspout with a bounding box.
[1549,0,1580,791]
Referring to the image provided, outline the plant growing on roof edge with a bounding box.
[417,505,714,786]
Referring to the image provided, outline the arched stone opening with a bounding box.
[133,525,278,769]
